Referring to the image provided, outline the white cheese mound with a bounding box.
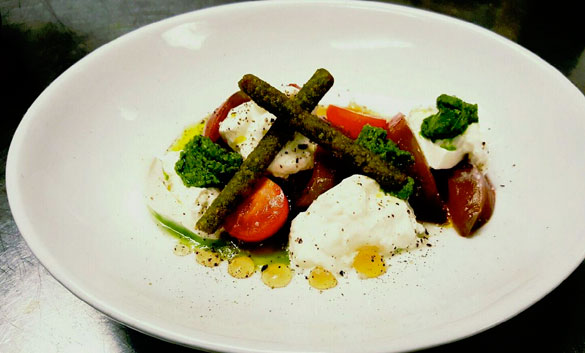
[289,175,425,273]
[406,107,487,170]
[218,86,316,178]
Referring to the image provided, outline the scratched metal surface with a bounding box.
[1,1,584,352]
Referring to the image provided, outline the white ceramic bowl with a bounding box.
[7,1,585,352]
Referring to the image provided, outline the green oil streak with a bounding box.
[149,208,289,266]
[439,140,457,151]
[250,251,290,267]
[149,207,223,248]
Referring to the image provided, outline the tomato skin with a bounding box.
[386,113,447,223]
[295,147,339,208]
[223,178,289,242]
[203,91,250,142]
[445,162,495,237]
[326,105,388,139]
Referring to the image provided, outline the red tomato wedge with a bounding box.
[326,105,388,139]
[445,162,495,237]
[387,113,447,223]
[295,147,339,208]
[203,91,250,142]
[223,178,289,242]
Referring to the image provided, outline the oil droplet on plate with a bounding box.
[195,248,222,268]
[261,264,292,288]
[353,246,386,278]
[308,266,337,290]
[228,256,255,279]
[173,243,192,256]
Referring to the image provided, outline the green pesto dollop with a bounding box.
[175,135,242,188]
[356,125,414,199]
[392,177,414,201]
[420,94,478,142]
[356,125,414,170]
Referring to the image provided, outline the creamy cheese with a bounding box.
[289,175,425,273]
[406,107,487,169]
[218,86,316,178]
[146,151,220,239]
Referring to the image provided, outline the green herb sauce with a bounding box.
[175,135,243,188]
[356,125,415,200]
[420,94,478,142]
[356,125,414,170]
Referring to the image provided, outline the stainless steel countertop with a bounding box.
[2,1,584,352]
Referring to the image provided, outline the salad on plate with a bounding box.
[146,68,495,290]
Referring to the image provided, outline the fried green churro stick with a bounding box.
[238,74,413,199]
[196,69,334,233]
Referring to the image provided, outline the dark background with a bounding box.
[1,1,584,352]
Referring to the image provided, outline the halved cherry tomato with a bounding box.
[223,178,289,242]
[445,162,495,237]
[475,175,496,229]
[325,105,388,139]
[203,91,250,142]
[386,113,447,223]
[295,147,338,208]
